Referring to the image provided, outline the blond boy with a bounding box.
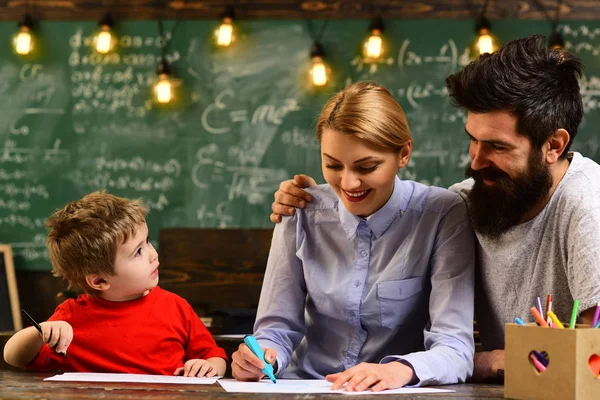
[3,191,226,376]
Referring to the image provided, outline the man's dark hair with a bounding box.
[446,35,584,158]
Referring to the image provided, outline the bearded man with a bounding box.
[269,35,600,382]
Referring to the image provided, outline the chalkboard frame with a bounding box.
[0,245,22,332]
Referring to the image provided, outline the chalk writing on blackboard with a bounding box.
[561,25,600,40]
[0,139,68,165]
[201,89,301,135]
[2,20,599,272]
[280,126,320,150]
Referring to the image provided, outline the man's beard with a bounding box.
[465,151,553,239]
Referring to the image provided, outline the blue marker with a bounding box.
[244,335,276,384]
[532,350,549,367]
[515,317,526,326]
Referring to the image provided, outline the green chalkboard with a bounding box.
[1,19,599,271]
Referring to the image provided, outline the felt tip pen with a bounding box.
[530,307,549,328]
[532,350,549,367]
[244,335,276,384]
[21,309,42,334]
[592,303,600,327]
[569,300,579,329]
[530,354,546,373]
[21,309,67,357]
[515,317,526,326]
[547,311,564,329]
[545,295,553,326]
[536,297,544,320]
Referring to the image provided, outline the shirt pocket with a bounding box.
[377,277,425,329]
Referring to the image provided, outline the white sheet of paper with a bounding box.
[44,372,220,385]
[342,386,455,395]
[218,379,454,395]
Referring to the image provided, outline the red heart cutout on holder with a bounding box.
[589,354,600,378]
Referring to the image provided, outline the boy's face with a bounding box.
[102,222,160,301]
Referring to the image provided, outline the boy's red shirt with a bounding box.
[28,286,227,375]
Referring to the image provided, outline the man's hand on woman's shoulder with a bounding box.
[270,174,317,223]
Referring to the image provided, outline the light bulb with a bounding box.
[309,42,329,87]
[476,32,496,55]
[216,18,234,47]
[364,31,383,59]
[14,28,33,55]
[94,14,116,54]
[472,19,500,58]
[310,57,328,87]
[13,15,34,56]
[363,17,385,61]
[95,28,113,54]
[471,17,500,59]
[154,74,172,104]
[215,7,235,47]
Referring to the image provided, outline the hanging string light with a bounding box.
[13,14,35,56]
[472,17,499,56]
[548,29,564,50]
[470,0,499,58]
[546,0,565,49]
[363,16,385,61]
[94,13,116,54]
[306,20,330,87]
[152,20,181,105]
[215,6,235,47]
[309,42,329,87]
[154,58,173,104]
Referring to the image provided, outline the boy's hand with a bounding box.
[39,321,73,355]
[174,359,219,377]
[231,343,277,381]
[270,174,316,223]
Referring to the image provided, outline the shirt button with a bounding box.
[354,281,361,287]
[349,311,356,318]
[360,250,367,257]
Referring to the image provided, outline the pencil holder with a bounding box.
[505,323,600,400]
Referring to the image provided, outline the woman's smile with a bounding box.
[341,188,372,202]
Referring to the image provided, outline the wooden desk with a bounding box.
[0,370,504,399]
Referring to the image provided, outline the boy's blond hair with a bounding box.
[46,191,148,294]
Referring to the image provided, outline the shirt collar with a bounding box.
[338,175,406,239]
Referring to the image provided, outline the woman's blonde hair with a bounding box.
[316,81,411,152]
[46,191,148,294]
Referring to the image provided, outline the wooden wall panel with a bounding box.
[0,1,599,21]
[158,228,273,318]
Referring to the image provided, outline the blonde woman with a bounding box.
[232,82,475,391]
